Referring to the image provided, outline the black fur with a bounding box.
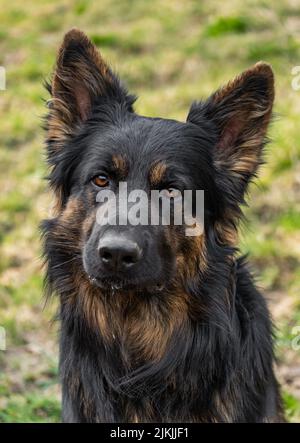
[42,29,283,423]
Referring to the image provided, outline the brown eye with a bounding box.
[92,175,109,188]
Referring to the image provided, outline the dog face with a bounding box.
[61,115,218,291]
[44,29,274,295]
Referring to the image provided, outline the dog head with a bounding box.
[44,29,274,295]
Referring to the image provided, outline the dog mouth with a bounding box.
[87,274,165,293]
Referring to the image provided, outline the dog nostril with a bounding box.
[100,249,112,263]
[122,255,136,265]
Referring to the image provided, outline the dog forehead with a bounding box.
[81,113,210,183]
[115,116,199,155]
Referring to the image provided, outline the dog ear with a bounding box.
[187,63,274,201]
[46,28,134,150]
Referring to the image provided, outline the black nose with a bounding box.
[98,235,142,272]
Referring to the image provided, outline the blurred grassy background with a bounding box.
[0,0,300,422]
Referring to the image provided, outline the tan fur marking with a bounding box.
[112,154,128,176]
[176,232,207,281]
[65,266,190,363]
[50,197,86,257]
[51,187,64,215]
[215,221,238,246]
[60,196,82,222]
[73,274,112,341]
[82,212,96,238]
[149,162,167,185]
[124,291,188,362]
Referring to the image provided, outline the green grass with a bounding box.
[204,16,249,37]
[0,394,60,423]
[284,392,300,422]
[0,0,299,422]
[247,37,299,61]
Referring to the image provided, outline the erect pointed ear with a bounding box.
[46,28,135,150]
[187,62,274,201]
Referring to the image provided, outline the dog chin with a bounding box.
[87,274,165,294]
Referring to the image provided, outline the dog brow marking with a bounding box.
[112,154,127,176]
[149,161,167,185]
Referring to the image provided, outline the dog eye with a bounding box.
[161,188,181,198]
[92,175,109,188]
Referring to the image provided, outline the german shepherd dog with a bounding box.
[42,29,284,422]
